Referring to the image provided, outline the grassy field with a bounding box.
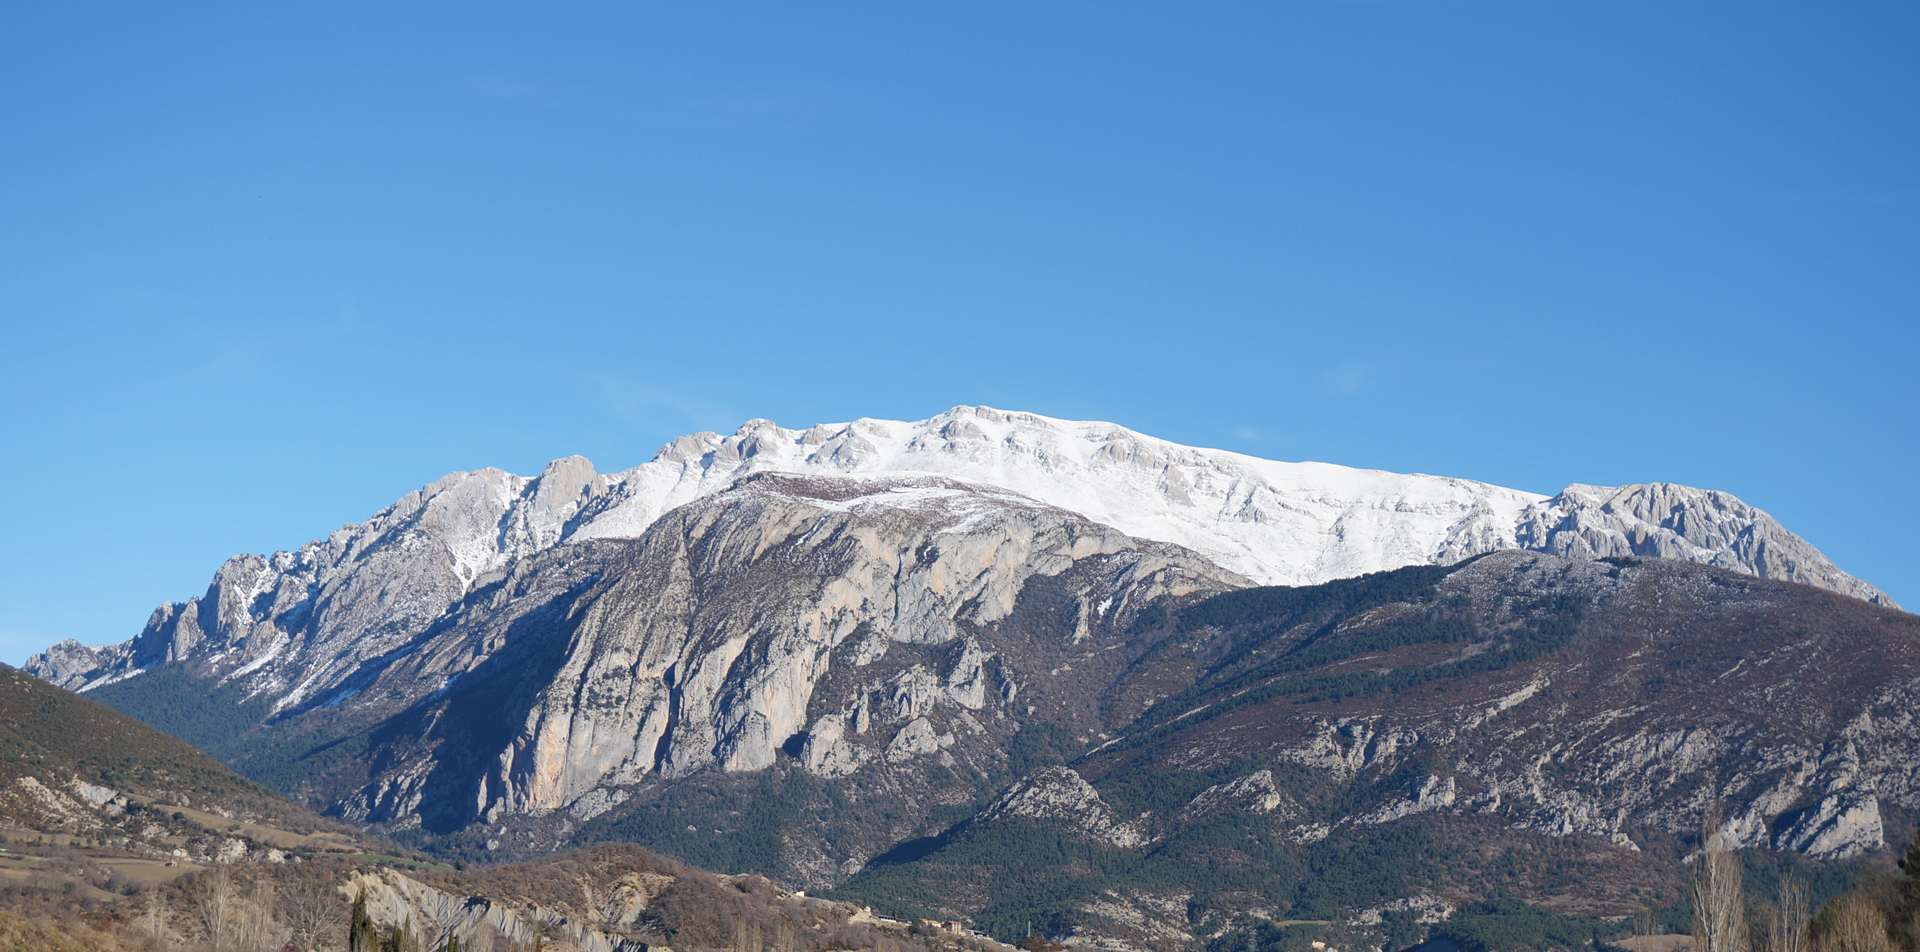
[92,857,199,887]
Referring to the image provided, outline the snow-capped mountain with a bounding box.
[19,407,1919,932]
[26,406,1890,702]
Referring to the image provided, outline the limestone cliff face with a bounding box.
[343,864,664,952]
[323,473,1243,829]
[977,766,1152,848]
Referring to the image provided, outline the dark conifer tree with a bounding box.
[349,888,378,952]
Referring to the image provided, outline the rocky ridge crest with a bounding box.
[27,408,1890,699]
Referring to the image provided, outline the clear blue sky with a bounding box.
[3,3,1915,663]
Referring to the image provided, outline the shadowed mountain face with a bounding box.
[829,552,1920,944]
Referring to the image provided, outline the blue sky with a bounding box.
[2,2,1915,663]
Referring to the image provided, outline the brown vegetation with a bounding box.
[1730,834,1920,952]
[0,843,1016,952]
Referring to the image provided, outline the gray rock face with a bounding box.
[345,868,653,952]
[980,766,1151,848]
[468,474,1234,823]
[1514,483,1894,606]
[1178,770,1292,822]
[27,457,615,696]
[271,473,1244,831]
[25,639,109,688]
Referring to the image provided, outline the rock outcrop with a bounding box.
[345,868,652,952]
[1514,483,1893,606]
[979,766,1151,848]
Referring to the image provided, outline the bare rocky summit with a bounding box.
[1515,482,1890,605]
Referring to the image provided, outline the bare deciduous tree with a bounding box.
[233,876,288,952]
[1819,895,1891,952]
[464,923,499,952]
[1692,807,1748,952]
[201,868,234,952]
[1635,907,1658,938]
[141,886,173,946]
[1773,873,1810,952]
[284,872,348,952]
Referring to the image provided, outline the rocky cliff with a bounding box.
[287,473,1242,839]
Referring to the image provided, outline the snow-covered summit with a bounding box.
[548,406,1888,606]
[565,406,1547,588]
[25,405,1893,698]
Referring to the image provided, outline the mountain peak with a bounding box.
[27,407,1893,709]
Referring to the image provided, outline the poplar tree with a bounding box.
[348,888,378,952]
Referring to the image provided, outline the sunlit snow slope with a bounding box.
[569,407,1541,588]
[553,406,1887,604]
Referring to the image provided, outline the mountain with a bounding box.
[18,407,1910,947]
[829,551,1920,945]
[26,407,1892,702]
[68,473,1248,866]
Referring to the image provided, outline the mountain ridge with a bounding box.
[26,406,1893,700]
[824,550,1920,944]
